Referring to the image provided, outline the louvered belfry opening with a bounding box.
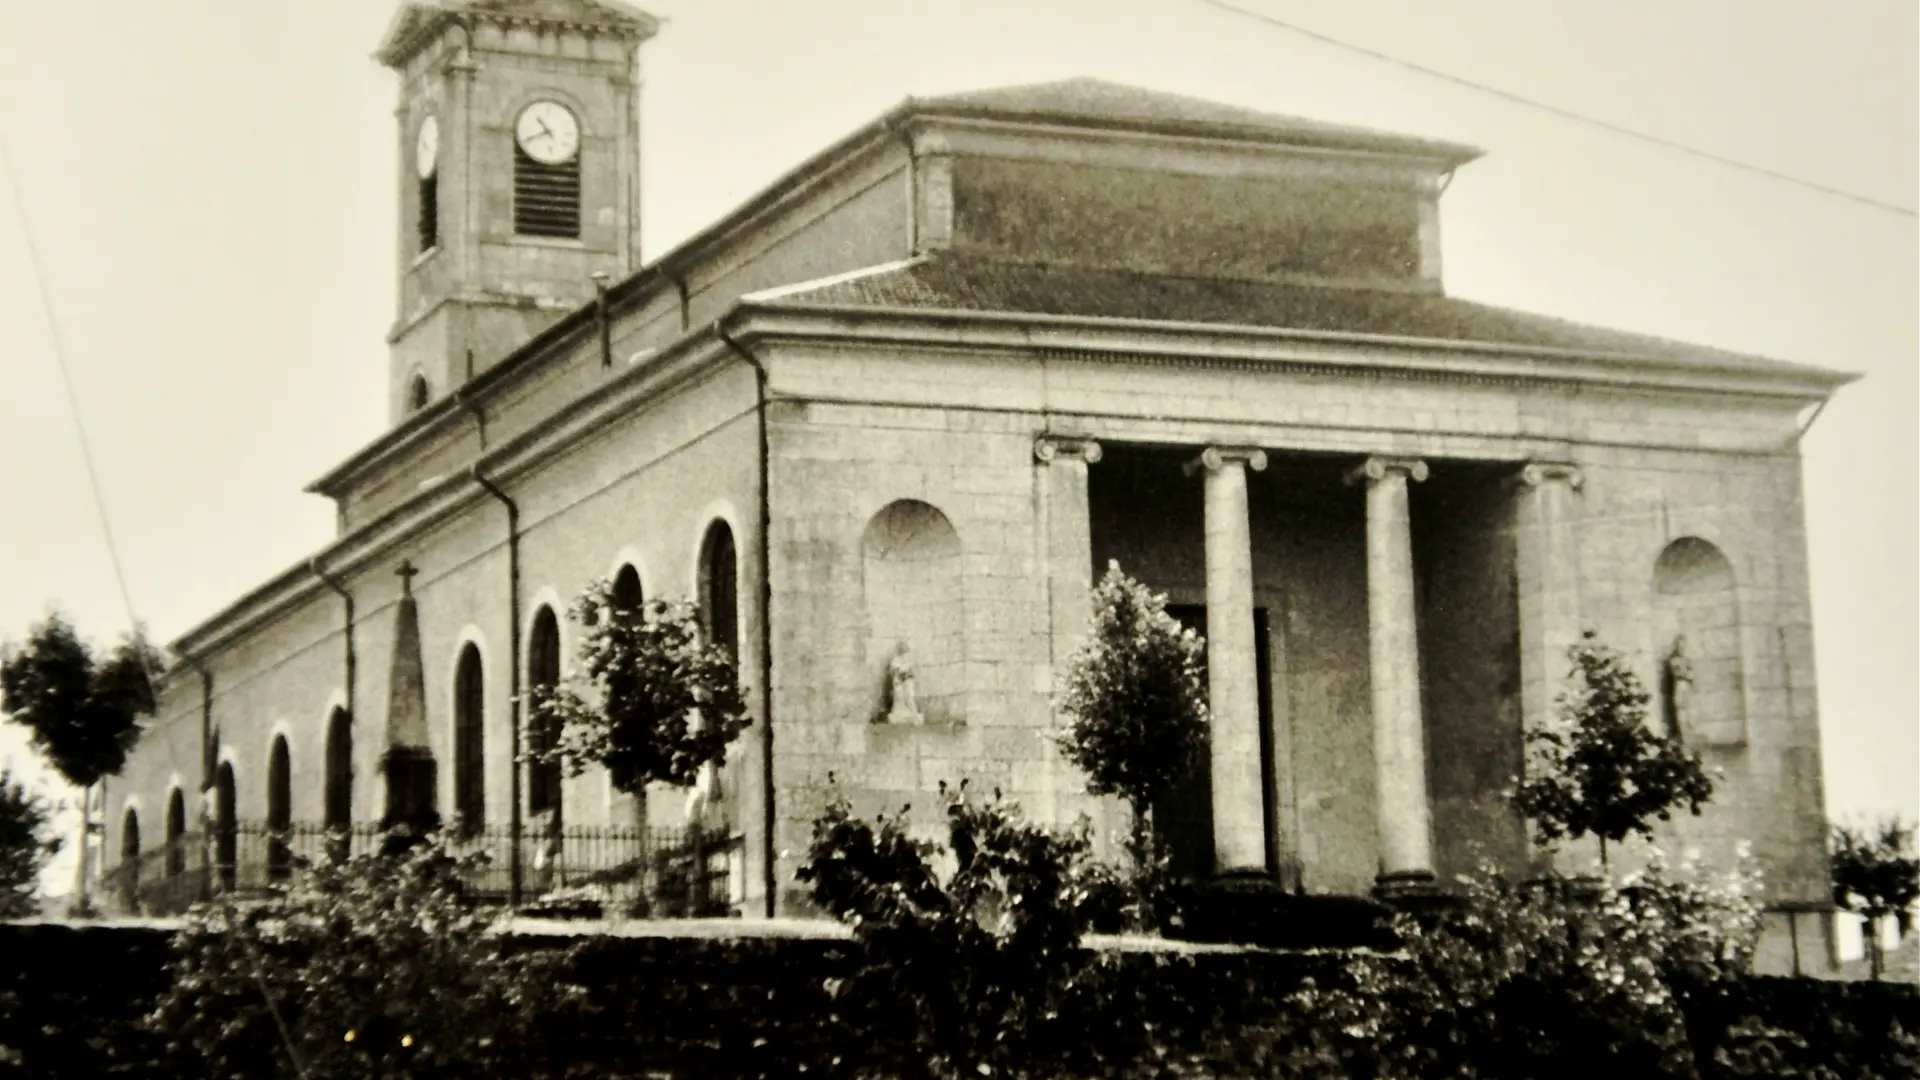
[514,144,580,238]
[417,172,439,251]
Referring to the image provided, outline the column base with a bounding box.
[1372,870,1452,914]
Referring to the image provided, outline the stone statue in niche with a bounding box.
[1662,633,1695,738]
[885,641,924,724]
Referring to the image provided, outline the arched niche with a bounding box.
[121,808,141,896]
[861,499,965,724]
[527,605,564,826]
[1653,536,1746,746]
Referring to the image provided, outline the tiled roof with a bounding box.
[904,78,1482,166]
[755,253,1844,382]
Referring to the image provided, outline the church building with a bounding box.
[107,0,1850,972]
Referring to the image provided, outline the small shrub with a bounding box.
[1055,563,1208,926]
[1512,630,1716,870]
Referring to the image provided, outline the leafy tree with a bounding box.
[797,782,1107,1080]
[0,769,61,918]
[1830,816,1920,981]
[0,612,162,914]
[1054,562,1207,920]
[149,834,585,1078]
[1512,630,1715,870]
[525,582,749,842]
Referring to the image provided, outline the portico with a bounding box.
[1064,440,1581,898]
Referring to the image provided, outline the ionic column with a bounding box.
[1510,462,1588,872]
[1035,436,1103,658]
[1035,436,1102,827]
[1185,445,1269,878]
[1510,463,1585,734]
[1346,455,1434,892]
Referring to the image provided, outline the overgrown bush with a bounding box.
[1258,852,1766,1080]
[797,782,1119,1079]
[148,835,587,1079]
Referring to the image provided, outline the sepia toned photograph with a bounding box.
[1,1,1914,1075]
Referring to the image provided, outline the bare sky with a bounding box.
[0,1,1914,890]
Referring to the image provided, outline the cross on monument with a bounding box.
[396,560,419,597]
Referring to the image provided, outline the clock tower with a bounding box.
[376,1,658,425]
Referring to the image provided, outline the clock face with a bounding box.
[415,115,439,179]
[515,102,580,165]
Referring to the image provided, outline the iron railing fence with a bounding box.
[104,820,743,919]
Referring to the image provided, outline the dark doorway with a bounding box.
[1159,605,1277,882]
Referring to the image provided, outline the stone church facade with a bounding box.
[108,0,1849,971]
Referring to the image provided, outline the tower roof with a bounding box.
[897,77,1482,167]
[377,0,659,67]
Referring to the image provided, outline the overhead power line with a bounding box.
[0,133,150,641]
[1192,0,1918,218]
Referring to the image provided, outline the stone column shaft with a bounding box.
[1036,436,1102,828]
[1511,462,1588,872]
[1188,446,1269,877]
[1512,463,1585,733]
[1349,456,1434,888]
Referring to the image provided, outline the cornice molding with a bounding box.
[732,303,1853,402]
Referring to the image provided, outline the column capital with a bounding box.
[1344,455,1429,486]
[1034,435,1103,465]
[1183,445,1268,476]
[1510,461,1585,491]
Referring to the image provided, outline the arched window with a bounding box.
[699,522,739,660]
[164,789,186,878]
[862,500,965,723]
[611,563,644,620]
[527,607,563,824]
[267,737,292,882]
[324,708,352,829]
[408,374,431,414]
[453,644,486,836]
[214,763,237,892]
[1653,537,1745,746]
[121,809,141,896]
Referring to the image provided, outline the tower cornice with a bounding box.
[377,1,660,70]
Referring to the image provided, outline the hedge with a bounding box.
[1,921,1914,1078]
